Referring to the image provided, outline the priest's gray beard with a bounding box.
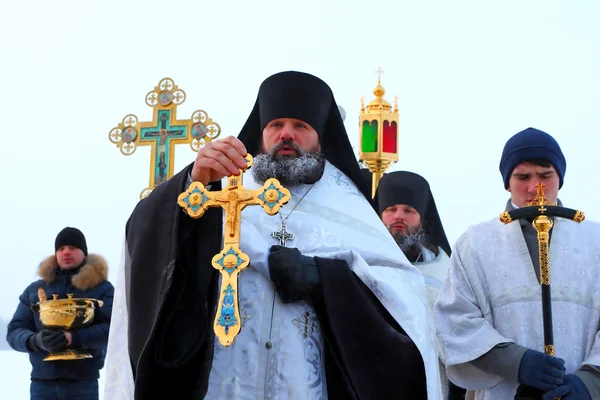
[252,140,325,186]
[387,225,429,253]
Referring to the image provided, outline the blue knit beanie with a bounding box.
[499,127,566,189]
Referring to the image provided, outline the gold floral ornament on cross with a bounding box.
[526,182,557,211]
[108,78,221,199]
[177,154,291,346]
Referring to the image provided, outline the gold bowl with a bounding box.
[31,292,103,361]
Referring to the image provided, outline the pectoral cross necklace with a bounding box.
[271,184,315,246]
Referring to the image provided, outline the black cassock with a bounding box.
[123,165,428,400]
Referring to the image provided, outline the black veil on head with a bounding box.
[374,171,451,256]
[237,71,371,202]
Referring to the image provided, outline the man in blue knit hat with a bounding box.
[434,128,600,399]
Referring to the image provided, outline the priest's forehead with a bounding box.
[384,203,421,216]
[264,117,316,130]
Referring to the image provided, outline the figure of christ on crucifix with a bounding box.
[272,220,294,246]
[177,154,291,346]
[142,112,186,186]
[157,152,166,184]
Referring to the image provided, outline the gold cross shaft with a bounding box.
[177,154,291,346]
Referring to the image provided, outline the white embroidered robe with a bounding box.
[435,216,600,400]
[104,161,443,399]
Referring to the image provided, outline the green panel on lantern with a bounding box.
[361,120,378,152]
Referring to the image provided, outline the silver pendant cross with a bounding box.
[272,220,295,246]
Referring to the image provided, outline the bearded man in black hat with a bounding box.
[7,227,114,400]
[104,71,442,399]
[375,171,451,268]
[374,171,464,400]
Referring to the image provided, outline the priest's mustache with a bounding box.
[267,139,304,158]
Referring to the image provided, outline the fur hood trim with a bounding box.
[38,254,109,291]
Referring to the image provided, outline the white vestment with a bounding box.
[104,161,442,399]
[418,247,451,321]
[418,247,452,399]
[434,216,600,400]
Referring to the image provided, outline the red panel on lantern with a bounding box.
[382,121,397,153]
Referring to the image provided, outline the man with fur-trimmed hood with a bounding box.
[7,227,114,400]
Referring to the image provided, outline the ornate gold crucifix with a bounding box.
[177,154,291,346]
[109,78,221,199]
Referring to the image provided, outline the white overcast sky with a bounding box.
[1,0,599,396]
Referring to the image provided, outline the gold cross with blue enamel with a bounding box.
[177,154,291,346]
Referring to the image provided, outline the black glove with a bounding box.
[27,329,68,353]
[268,245,321,304]
[518,349,565,391]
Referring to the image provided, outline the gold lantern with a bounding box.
[359,68,399,198]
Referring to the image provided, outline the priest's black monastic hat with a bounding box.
[237,71,371,202]
[374,171,451,256]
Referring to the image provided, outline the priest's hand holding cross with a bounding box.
[178,147,291,347]
[190,136,249,186]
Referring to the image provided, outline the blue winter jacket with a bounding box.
[6,254,114,381]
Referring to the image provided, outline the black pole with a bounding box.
[501,204,583,400]
[541,284,554,354]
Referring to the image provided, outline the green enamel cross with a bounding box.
[109,78,222,199]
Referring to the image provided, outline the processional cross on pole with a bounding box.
[500,182,585,400]
[109,78,222,199]
[177,154,291,346]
